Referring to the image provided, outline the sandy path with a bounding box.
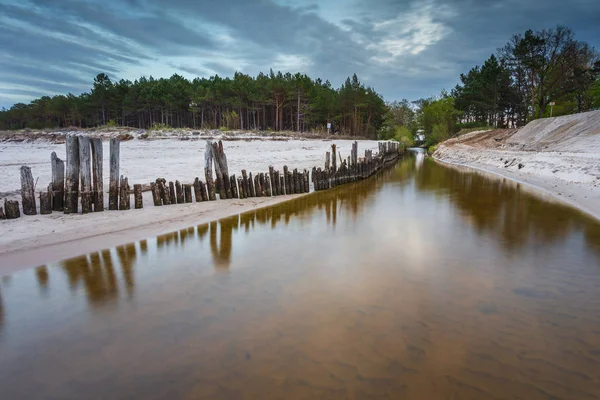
[0,193,305,275]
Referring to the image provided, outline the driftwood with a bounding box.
[78,136,92,214]
[4,199,20,219]
[20,165,36,215]
[65,134,80,214]
[134,184,143,209]
[91,138,104,212]
[109,138,120,210]
[50,152,65,211]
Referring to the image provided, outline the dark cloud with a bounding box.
[0,0,599,108]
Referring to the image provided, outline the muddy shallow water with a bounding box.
[1,153,599,399]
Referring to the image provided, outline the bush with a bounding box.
[106,119,118,128]
[427,144,438,155]
[150,122,172,131]
[393,126,415,147]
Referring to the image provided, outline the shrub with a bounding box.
[150,122,172,131]
[106,119,118,128]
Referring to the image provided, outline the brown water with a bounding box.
[1,152,600,399]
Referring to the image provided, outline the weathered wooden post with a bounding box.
[109,138,120,211]
[280,175,285,195]
[4,200,20,219]
[0,205,5,219]
[39,187,52,215]
[268,166,275,196]
[254,174,262,197]
[283,165,289,195]
[237,177,245,199]
[248,172,255,197]
[230,175,239,199]
[303,170,309,193]
[331,144,337,173]
[78,136,92,213]
[50,152,65,211]
[325,152,330,171]
[119,176,130,210]
[218,141,231,198]
[312,167,318,191]
[168,181,176,204]
[65,134,80,214]
[150,182,161,206]
[265,174,271,197]
[241,170,249,198]
[199,180,208,201]
[134,184,143,209]
[184,184,193,203]
[90,138,104,212]
[193,178,203,202]
[204,141,217,201]
[211,141,230,199]
[259,173,266,197]
[159,179,171,205]
[175,181,184,204]
[20,165,36,215]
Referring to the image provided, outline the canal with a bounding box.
[1,151,599,399]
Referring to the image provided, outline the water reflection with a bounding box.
[1,154,600,399]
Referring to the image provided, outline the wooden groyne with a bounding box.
[1,138,401,220]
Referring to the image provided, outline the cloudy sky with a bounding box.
[1,0,599,108]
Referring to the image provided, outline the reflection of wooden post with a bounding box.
[65,134,80,214]
[78,136,92,214]
[91,138,104,212]
[51,152,65,211]
[134,184,143,209]
[20,165,36,215]
[4,200,20,219]
[109,138,120,210]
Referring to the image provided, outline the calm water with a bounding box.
[1,152,600,399]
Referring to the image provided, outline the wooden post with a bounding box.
[91,138,103,212]
[254,174,262,197]
[169,181,176,204]
[211,141,229,199]
[280,175,285,195]
[194,178,203,202]
[20,165,36,215]
[109,138,120,211]
[241,170,249,198]
[331,144,337,173]
[230,175,239,198]
[0,205,5,219]
[199,180,208,201]
[175,180,184,204]
[204,141,216,201]
[268,166,275,196]
[304,170,309,193]
[248,172,255,197]
[50,152,65,211]
[78,136,92,214]
[150,182,161,206]
[312,167,318,191]
[184,184,193,203]
[265,174,271,197]
[219,141,231,198]
[39,188,52,215]
[283,165,290,195]
[237,177,245,199]
[258,173,266,197]
[325,151,330,171]
[293,169,300,194]
[4,200,20,219]
[134,184,143,209]
[65,134,80,214]
[119,176,130,210]
[159,179,170,205]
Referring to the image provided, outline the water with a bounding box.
[1,152,600,399]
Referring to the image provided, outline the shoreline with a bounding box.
[433,155,600,222]
[0,194,306,276]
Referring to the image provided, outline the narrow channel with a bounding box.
[1,153,599,399]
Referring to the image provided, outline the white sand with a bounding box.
[0,138,380,274]
[434,111,600,221]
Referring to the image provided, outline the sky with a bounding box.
[1,0,599,109]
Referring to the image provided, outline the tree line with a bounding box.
[379,25,600,148]
[0,71,386,137]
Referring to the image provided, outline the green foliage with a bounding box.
[427,144,439,155]
[105,119,118,128]
[393,126,415,147]
[417,95,460,146]
[0,71,387,137]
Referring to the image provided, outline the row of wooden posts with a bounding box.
[1,138,400,220]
